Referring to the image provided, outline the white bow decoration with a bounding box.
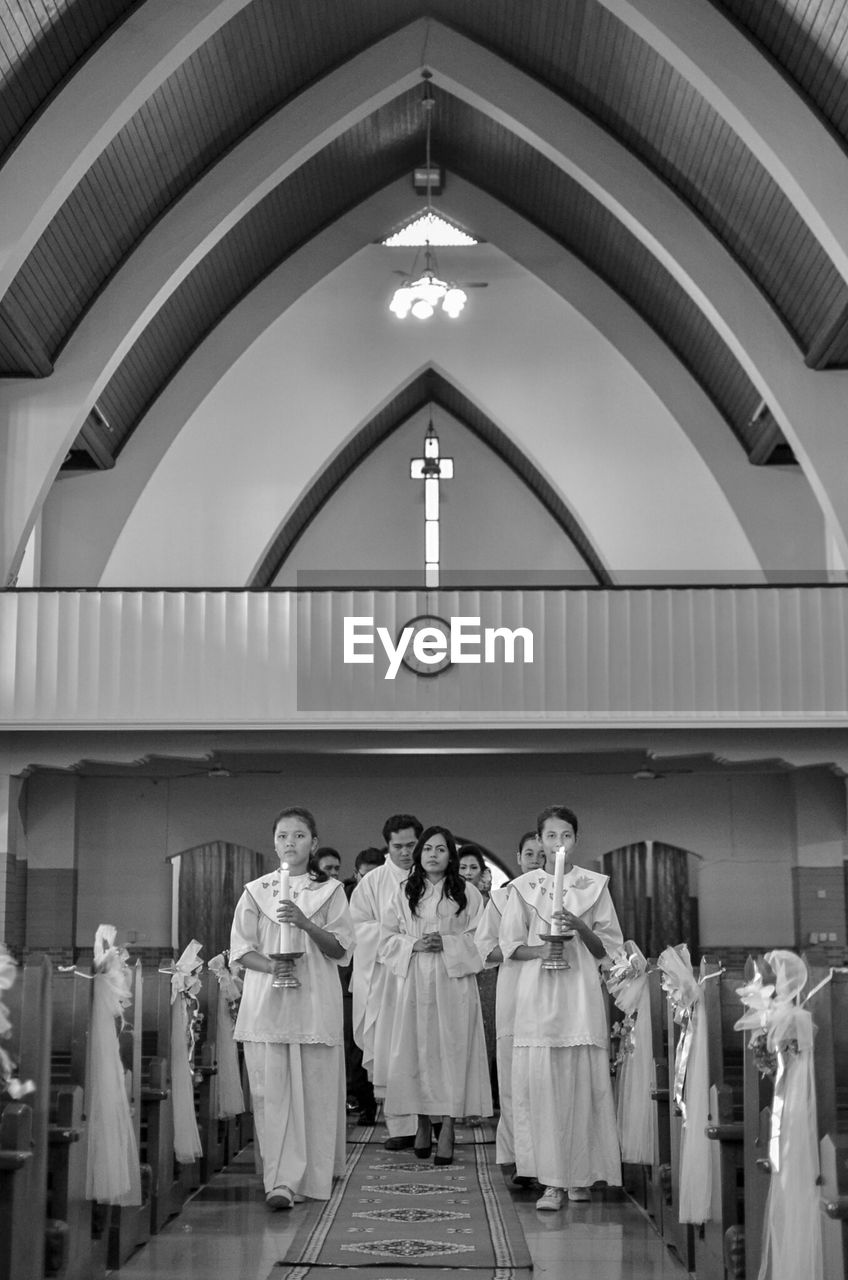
[0,944,34,1099]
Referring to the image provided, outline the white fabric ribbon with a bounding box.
[657,943,712,1224]
[207,952,245,1119]
[160,940,204,1163]
[606,941,655,1164]
[85,925,142,1204]
[0,943,34,1099]
[734,950,823,1280]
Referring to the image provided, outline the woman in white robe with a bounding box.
[378,825,492,1164]
[230,806,355,1209]
[499,805,623,1211]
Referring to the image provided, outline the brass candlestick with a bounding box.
[269,951,305,988]
[539,931,573,971]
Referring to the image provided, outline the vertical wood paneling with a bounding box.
[2,588,848,726]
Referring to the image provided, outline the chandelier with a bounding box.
[389,247,467,320]
[389,78,467,321]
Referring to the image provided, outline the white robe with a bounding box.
[378,879,493,1118]
[475,885,519,1163]
[500,865,623,1189]
[348,858,408,1071]
[348,857,416,1135]
[230,872,355,1198]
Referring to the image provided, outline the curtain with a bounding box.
[650,842,692,955]
[176,841,270,956]
[602,842,649,954]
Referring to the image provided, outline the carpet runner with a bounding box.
[276,1126,532,1280]
[350,1117,497,1145]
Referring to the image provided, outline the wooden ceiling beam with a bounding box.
[805,300,848,370]
[0,299,53,377]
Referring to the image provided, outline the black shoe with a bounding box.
[383,1135,416,1151]
[434,1121,455,1166]
[358,1108,377,1126]
[414,1119,432,1159]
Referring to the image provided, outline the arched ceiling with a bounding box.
[2,0,848,583]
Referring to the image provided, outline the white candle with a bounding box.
[552,846,566,935]
[279,861,294,953]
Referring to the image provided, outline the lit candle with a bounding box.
[552,846,566,936]
[279,861,294,953]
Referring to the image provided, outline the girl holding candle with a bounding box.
[377,825,492,1165]
[499,805,623,1212]
[230,806,355,1210]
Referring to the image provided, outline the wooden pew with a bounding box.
[611,968,654,1215]
[108,960,151,1269]
[0,955,51,1280]
[808,963,848,1279]
[645,965,674,1238]
[697,961,746,1280]
[739,957,771,1280]
[646,965,671,1237]
[48,967,107,1280]
[141,962,208,1223]
[195,970,223,1183]
[663,977,696,1271]
[140,965,179,1232]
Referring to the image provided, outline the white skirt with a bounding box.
[512,1044,622,1189]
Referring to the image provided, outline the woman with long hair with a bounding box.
[377,825,492,1164]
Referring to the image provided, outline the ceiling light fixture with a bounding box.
[389,75,467,321]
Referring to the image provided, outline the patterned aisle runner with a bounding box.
[276,1126,532,1280]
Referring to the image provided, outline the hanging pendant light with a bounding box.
[389,78,468,321]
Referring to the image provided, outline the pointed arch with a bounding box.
[249,367,612,587]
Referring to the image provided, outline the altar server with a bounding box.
[378,825,493,1165]
[349,813,422,1148]
[230,806,354,1209]
[500,805,623,1211]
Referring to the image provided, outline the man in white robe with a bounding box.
[349,813,421,1149]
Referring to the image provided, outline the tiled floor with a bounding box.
[512,1187,692,1279]
[114,1140,692,1280]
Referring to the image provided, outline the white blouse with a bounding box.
[499,865,623,1049]
[230,872,355,1046]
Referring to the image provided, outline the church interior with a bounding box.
[2,1,848,1278]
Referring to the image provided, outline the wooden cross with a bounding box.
[410,421,454,588]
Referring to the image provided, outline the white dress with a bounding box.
[500,865,623,1190]
[475,885,520,1164]
[230,872,355,1199]
[378,879,493,1118]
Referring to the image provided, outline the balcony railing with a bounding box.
[1,587,846,728]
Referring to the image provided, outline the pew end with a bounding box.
[820,1133,848,1278]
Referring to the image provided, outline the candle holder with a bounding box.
[269,951,304,989]
[539,931,573,971]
